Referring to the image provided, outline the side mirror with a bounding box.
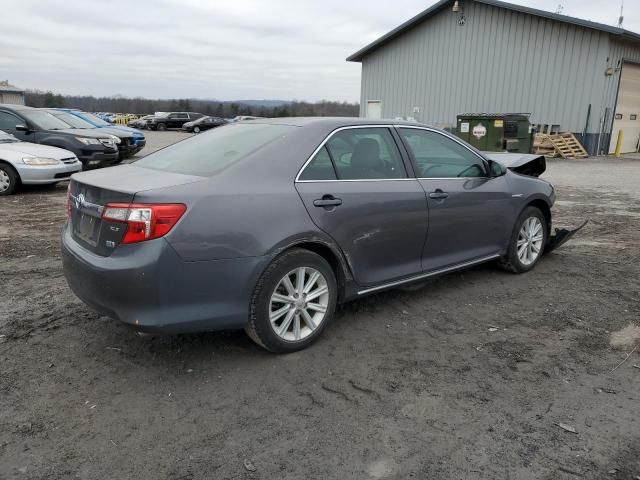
[15,124,30,132]
[488,160,506,177]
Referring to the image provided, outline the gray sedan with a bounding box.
[62,118,577,352]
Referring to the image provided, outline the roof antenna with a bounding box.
[555,4,563,14]
[617,0,624,28]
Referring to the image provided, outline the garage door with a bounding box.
[609,63,640,154]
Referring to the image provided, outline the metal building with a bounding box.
[0,81,25,106]
[347,0,640,154]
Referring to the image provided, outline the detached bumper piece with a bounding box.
[546,220,588,254]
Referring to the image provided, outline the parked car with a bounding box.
[0,130,81,195]
[0,104,119,170]
[128,115,154,129]
[228,116,264,123]
[45,109,134,162]
[182,116,227,133]
[147,112,204,131]
[62,118,582,352]
[95,113,115,123]
[51,109,146,158]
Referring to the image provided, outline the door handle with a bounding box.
[429,189,449,200]
[313,196,342,207]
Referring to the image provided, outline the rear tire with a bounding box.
[245,249,337,353]
[498,206,548,273]
[0,163,19,196]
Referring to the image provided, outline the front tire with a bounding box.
[0,163,19,196]
[156,123,167,131]
[193,126,200,133]
[498,206,548,273]
[245,249,337,353]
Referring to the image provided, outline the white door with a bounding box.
[366,101,382,119]
[609,63,640,154]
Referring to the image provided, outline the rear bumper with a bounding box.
[16,161,82,184]
[61,223,271,333]
[78,150,119,169]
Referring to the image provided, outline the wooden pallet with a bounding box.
[549,133,589,159]
[533,133,556,156]
[534,133,588,159]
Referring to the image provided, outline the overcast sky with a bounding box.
[0,0,637,102]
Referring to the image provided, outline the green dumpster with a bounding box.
[455,113,533,153]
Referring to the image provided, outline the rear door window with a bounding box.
[299,146,337,180]
[325,128,406,180]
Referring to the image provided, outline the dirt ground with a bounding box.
[1,136,639,479]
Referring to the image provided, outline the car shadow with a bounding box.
[106,261,506,363]
[14,181,69,196]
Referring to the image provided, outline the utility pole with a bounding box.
[618,0,624,28]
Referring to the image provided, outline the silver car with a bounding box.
[62,118,583,352]
[0,130,81,195]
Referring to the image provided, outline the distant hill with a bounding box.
[24,90,358,117]
[232,100,291,107]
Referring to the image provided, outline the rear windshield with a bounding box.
[0,131,19,142]
[135,123,295,176]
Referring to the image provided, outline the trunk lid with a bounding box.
[68,165,204,256]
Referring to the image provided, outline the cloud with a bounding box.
[0,0,637,102]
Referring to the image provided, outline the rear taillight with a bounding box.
[102,203,186,244]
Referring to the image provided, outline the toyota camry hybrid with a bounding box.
[62,118,583,352]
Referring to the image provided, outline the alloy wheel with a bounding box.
[517,217,544,266]
[0,169,10,192]
[269,267,330,342]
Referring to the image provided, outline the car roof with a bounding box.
[0,103,35,111]
[249,116,434,129]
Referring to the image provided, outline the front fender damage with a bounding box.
[483,152,547,177]
[545,220,589,254]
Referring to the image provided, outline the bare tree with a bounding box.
[24,90,359,118]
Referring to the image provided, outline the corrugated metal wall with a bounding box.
[359,0,640,144]
[0,92,25,105]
